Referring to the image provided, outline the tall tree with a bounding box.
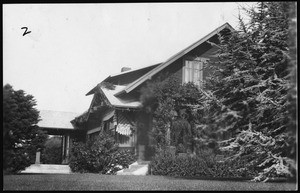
[202,2,296,181]
[3,84,48,173]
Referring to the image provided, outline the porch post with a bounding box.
[61,135,65,164]
[166,122,171,146]
[65,134,70,163]
[35,148,41,164]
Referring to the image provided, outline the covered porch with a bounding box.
[37,110,84,164]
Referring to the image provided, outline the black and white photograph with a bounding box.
[3,2,297,191]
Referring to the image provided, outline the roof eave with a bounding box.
[86,85,98,96]
[113,89,126,96]
[120,23,234,95]
[113,104,141,109]
[40,126,75,130]
[109,63,162,78]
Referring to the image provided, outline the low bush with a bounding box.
[108,149,137,174]
[3,148,31,174]
[69,132,136,174]
[148,149,257,179]
[69,141,89,173]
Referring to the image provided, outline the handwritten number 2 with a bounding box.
[21,27,31,36]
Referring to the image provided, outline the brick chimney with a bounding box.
[121,67,131,72]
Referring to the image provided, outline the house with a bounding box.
[71,22,234,161]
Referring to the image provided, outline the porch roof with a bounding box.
[38,110,79,130]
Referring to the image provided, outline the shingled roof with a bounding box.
[38,110,79,129]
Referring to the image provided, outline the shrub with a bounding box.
[69,141,89,173]
[69,132,137,174]
[3,148,31,174]
[148,149,175,176]
[148,149,257,179]
[108,149,137,174]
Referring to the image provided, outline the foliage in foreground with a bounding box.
[143,2,296,182]
[69,132,136,174]
[200,2,297,182]
[148,149,258,178]
[182,2,297,182]
[3,84,48,173]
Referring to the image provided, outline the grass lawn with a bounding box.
[3,174,297,191]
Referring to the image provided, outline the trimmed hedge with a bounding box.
[148,150,258,178]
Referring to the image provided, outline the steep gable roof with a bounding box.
[86,63,161,96]
[106,63,161,79]
[115,22,234,96]
[83,22,234,114]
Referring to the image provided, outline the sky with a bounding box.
[3,2,256,114]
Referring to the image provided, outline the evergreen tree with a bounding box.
[202,2,296,181]
[3,84,48,173]
[286,1,297,157]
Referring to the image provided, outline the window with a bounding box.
[103,117,115,136]
[183,58,208,87]
[115,133,132,146]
